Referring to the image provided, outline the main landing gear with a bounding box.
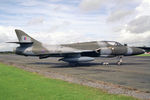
[102,56,123,65]
[102,62,109,65]
[117,56,123,65]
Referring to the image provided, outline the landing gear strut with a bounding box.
[117,56,123,65]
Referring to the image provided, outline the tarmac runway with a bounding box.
[0,54,150,92]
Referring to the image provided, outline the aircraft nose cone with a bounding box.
[132,47,145,55]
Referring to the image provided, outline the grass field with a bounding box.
[137,54,150,56]
[0,63,137,100]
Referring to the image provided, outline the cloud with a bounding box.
[46,31,90,44]
[115,0,150,46]
[106,0,141,22]
[22,29,95,45]
[48,21,71,32]
[114,0,140,6]
[0,26,17,41]
[136,0,150,17]
[107,9,135,22]
[126,16,150,33]
[27,17,44,25]
[0,0,149,51]
[0,26,18,51]
[79,0,107,11]
[19,0,40,6]
[19,0,64,7]
[79,0,140,12]
[79,0,140,24]
[0,25,83,51]
[118,30,150,46]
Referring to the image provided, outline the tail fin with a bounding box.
[8,29,49,54]
[15,29,40,44]
[7,29,41,45]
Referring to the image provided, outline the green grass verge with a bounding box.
[137,54,150,56]
[0,63,137,100]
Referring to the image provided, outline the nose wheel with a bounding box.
[117,56,123,65]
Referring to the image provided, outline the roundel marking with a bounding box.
[24,36,27,40]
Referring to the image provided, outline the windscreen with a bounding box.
[107,41,122,46]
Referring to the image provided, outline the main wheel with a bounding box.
[117,61,122,65]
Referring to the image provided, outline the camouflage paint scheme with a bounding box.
[9,29,145,65]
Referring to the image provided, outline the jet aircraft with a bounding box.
[8,29,145,65]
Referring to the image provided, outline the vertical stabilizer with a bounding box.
[15,29,41,44]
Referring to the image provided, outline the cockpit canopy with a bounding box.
[106,41,123,46]
[98,41,123,47]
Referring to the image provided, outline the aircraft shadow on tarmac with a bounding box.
[28,61,146,68]
[28,62,101,68]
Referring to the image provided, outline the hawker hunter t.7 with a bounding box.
[8,29,145,65]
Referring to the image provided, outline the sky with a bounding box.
[0,0,150,51]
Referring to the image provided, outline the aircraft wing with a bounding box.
[38,50,95,57]
[38,50,96,63]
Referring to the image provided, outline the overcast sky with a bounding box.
[0,0,150,51]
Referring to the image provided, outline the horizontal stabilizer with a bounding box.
[7,42,33,44]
